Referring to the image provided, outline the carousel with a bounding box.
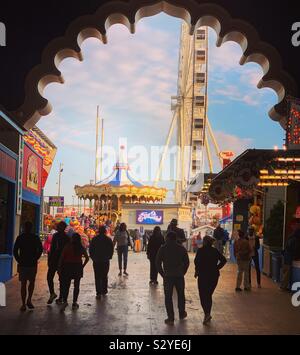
[74,146,167,224]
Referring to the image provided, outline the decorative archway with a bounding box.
[7,0,298,130]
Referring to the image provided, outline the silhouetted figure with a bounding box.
[142,231,149,252]
[113,223,132,276]
[58,233,89,311]
[213,224,226,255]
[90,226,114,299]
[234,230,251,292]
[147,227,165,285]
[156,231,190,325]
[247,227,261,288]
[167,219,187,245]
[194,235,227,325]
[13,221,43,311]
[281,228,300,291]
[47,221,70,305]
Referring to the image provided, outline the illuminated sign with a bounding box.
[24,129,57,188]
[49,196,65,207]
[23,144,42,196]
[286,102,300,150]
[136,210,164,225]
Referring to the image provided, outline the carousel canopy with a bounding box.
[75,145,167,201]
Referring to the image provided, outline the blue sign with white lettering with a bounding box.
[136,210,164,225]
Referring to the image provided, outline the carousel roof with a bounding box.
[75,145,167,200]
[96,146,143,187]
[96,162,143,187]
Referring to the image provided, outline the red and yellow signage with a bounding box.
[24,129,57,188]
[23,144,43,195]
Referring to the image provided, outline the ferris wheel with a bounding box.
[154,23,223,205]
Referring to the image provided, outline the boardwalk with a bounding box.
[1,252,300,335]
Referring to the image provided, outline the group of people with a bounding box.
[12,218,227,325]
[16,218,300,326]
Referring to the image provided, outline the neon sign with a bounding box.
[286,102,300,150]
[136,210,164,225]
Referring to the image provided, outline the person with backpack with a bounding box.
[113,223,132,276]
[58,233,89,311]
[13,221,43,311]
[234,230,251,292]
[167,219,187,245]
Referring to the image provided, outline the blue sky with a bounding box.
[37,14,284,204]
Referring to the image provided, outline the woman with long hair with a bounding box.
[59,233,89,311]
[113,223,132,276]
[194,235,227,325]
[147,226,165,285]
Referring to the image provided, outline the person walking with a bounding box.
[13,222,43,311]
[47,221,70,305]
[89,226,114,299]
[156,231,190,325]
[147,226,165,285]
[167,219,187,245]
[213,224,226,255]
[113,223,132,276]
[280,228,300,291]
[142,231,149,252]
[58,233,89,311]
[194,235,227,325]
[234,230,252,292]
[247,227,261,288]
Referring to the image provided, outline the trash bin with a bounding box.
[271,251,282,283]
[0,255,13,283]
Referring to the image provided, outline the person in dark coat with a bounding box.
[280,228,300,290]
[167,219,187,245]
[147,226,165,285]
[247,227,261,288]
[13,221,43,311]
[58,233,89,311]
[47,221,70,305]
[194,235,227,325]
[90,226,114,299]
[156,231,190,325]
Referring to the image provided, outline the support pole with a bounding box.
[154,109,178,187]
[205,137,213,174]
[206,118,223,167]
[95,106,100,183]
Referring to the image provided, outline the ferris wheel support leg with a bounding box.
[206,117,223,167]
[205,135,214,174]
[154,110,178,187]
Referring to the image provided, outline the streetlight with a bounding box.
[58,163,64,197]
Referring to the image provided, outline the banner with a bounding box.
[23,144,43,196]
[24,128,57,188]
